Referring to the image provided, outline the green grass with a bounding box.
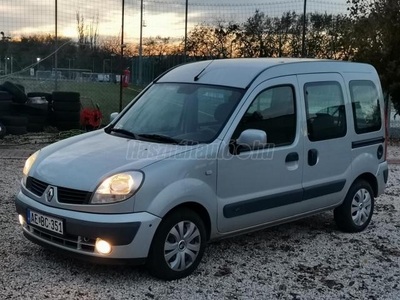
[6,77,142,124]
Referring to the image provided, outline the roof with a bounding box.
[156,58,375,89]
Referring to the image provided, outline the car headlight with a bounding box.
[22,151,40,185]
[91,172,144,204]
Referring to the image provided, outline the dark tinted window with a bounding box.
[304,81,347,141]
[349,80,381,134]
[233,85,296,146]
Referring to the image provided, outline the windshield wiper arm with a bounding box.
[138,134,179,144]
[110,128,138,139]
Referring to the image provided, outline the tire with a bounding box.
[55,121,81,131]
[52,91,80,103]
[53,111,80,122]
[0,91,13,101]
[0,116,28,126]
[2,81,28,104]
[6,125,27,135]
[27,123,44,132]
[334,179,374,233]
[0,101,12,116]
[26,115,47,125]
[0,122,6,138]
[11,104,49,116]
[147,208,206,280]
[52,101,81,112]
[27,92,52,102]
[15,84,25,94]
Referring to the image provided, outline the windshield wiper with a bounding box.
[138,134,179,144]
[110,128,138,139]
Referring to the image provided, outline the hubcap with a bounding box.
[351,188,372,226]
[164,221,201,271]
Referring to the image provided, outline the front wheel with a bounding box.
[334,179,374,233]
[147,208,206,280]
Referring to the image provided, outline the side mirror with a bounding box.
[233,129,267,154]
[110,112,119,123]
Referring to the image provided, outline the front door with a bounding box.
[217,76,304,233]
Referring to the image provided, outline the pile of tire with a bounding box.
[0,81,30,136]
[51,92,81,130]
[0,116,28,135]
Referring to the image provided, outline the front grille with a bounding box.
[27,176,92,204]
[26,224,95,252]
[58,187,92,204]
[27,177,48,196]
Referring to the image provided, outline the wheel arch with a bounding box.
[354,172,378,197]
[163,202,212,241]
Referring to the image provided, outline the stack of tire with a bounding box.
[0,91,14,138]
[24,92,52,132]
[51,92,81,130]
[0,81,30,136]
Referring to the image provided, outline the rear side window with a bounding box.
[349,80,381,134]
[304,81,347,141]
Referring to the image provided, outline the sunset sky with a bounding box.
[0,0,348,43]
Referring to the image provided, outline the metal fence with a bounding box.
[6,0,399,127]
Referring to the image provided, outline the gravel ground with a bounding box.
[0,141,399,299]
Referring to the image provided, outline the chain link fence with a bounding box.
[4,0,398,135]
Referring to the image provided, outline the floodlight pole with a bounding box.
[119,0,125,112]
[184,0,188,63]
[55,0,58,90]
[301,0,307,58]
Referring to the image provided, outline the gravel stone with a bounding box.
[0,141,399,299]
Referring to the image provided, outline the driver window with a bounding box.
[232,85,296,147]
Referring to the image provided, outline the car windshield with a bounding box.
[111,83,244,144]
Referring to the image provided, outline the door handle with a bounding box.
[285,152,299,163]
[308,149,318,166]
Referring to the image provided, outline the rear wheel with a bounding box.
[147,208,206,280]
[334,179,374,233]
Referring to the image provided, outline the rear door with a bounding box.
[297,73,352,210]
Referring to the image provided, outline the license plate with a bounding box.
[27,209,64,235]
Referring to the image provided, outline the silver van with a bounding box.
[15,59,389,280]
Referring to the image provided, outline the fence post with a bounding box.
[119,0,125,113]
[54,0,58,90]
[184,0,188,63]
[301,0,307,58]
[138,0,144,85]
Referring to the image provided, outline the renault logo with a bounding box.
[46,187,55,202]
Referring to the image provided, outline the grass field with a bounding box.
[3,77,142,124]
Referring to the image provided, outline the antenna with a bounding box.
[194,60,213,81]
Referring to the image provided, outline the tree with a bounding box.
[76,11,99,51]
[347,0,400,112]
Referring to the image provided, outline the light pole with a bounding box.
[36,57,41,79]
[5,57,10,75]
[111,53,116,74]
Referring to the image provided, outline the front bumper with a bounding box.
[15,190,162,263]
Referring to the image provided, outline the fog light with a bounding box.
[95,238,112,255]
[18,214,25,226]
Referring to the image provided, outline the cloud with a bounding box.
[0,0,348,42]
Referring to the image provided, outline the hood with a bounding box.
[30,130,200,191]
